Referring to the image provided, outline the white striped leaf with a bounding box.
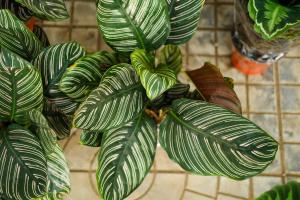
[0,10,43,60]
[15,0,69,21]
[159,98,278,180]
[33,42,86,115]
[80,130,103,147]
[37,145,71,200]
[0,124,47,200]
[59,51,119,102]
[43,99,71,140]
[28,109,57,155]
[249,0,300,40]
[97,113,157,200]
[159,45,183,75]
[166,0,205,44]
[0,47,43,125]
[96,0,170,53]
[0,0,32,21]
[74,64,146,132]
[131,49,177,100]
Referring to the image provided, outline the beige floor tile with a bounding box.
[187,175,217,197]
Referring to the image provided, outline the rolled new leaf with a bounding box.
[96,0,170,53]
[97,113,157,200]
[15,0,69,21]
[159,98,278,180]
[0,47,43,124]
[60,51,119,102]
[249,0,300,40]
[131,49,177,100]
[32,42,86,115]
[0,124,47,200]
[74,64,146,132]
[187,62,242,114]
[255,181,300,200]
[0,10,43,60]
[166,0,205,44]
[159,45,183,75]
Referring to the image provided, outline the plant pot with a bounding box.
[25,17,35,31]
[231,0,299,75]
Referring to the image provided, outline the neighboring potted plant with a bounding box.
[232,0,300,75]
[0,1,279,200]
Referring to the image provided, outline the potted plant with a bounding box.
[0,0,279,200]
[231,0,300,75]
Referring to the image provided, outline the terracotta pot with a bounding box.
[25,17,35,31]
[231,47,270,75]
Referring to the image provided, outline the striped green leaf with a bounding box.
[32,25,50,48]
[256,181,300,200]
[33,42,86,115]
[37,145,71,200]
[159,45,183,75]
[166,0,205,44]
[0,10,43,60]
[74,64,146,132]
[0,0,32,21]
[43,99,71,140]
[15,0,69,21]
[97,113,157,200]
[0,124,47,200]
[0,47,43,124]
[59,51,119,102]
[80,130,103,147]
[249,0,300,40]
[159,98,278,180]
[186,62,242,114]
[28,109,57,155]
[131,49,177,100]
[96,0,170,53]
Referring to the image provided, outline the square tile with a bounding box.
[285,144,300,172]
[286,46,300,57]
[187,56,216,71]
[234,84,247,112]
[188,31,215,55]
[217,31,232,55]
[43,27,70,44]
[249,86,276,112]
[71,28,99,52]
[73,1,97,26]
[198,4,215,28]
[183,192,213,200]
[155,147,184,172]
[281,86,300,112]
[282,115,300,142]
[219,177,249,198]
[279,58,300,83]
[187,175,217,197]
[248,65,274,83]
[218,57,246,83]
[250,114,279,140]
[217,5,234,29]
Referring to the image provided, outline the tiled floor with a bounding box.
[43,0,300,199]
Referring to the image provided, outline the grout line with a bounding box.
[274,62,287,184]
[185,189,215,199]
[218,192,248,200]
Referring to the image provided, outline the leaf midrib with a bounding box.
[168,109,251,151]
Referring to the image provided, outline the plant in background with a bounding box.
[256,181,300,200]
[0,1,280,200]
[248,0,300,40]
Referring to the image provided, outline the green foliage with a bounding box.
[256,181,300,200]
[0,0,32,21]
[248,0,300,40]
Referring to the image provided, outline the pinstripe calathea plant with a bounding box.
[0,1,279,200]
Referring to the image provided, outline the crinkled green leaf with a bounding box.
[131,49,177,100]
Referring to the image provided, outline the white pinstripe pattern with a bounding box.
[159,45,183,75]
[0,0,33,21]
[97,0,170,52]
[159,98,278,180]
[74,64,146,132]
[97,113,157,200]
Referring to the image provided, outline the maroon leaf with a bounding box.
[186,62,242,114]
